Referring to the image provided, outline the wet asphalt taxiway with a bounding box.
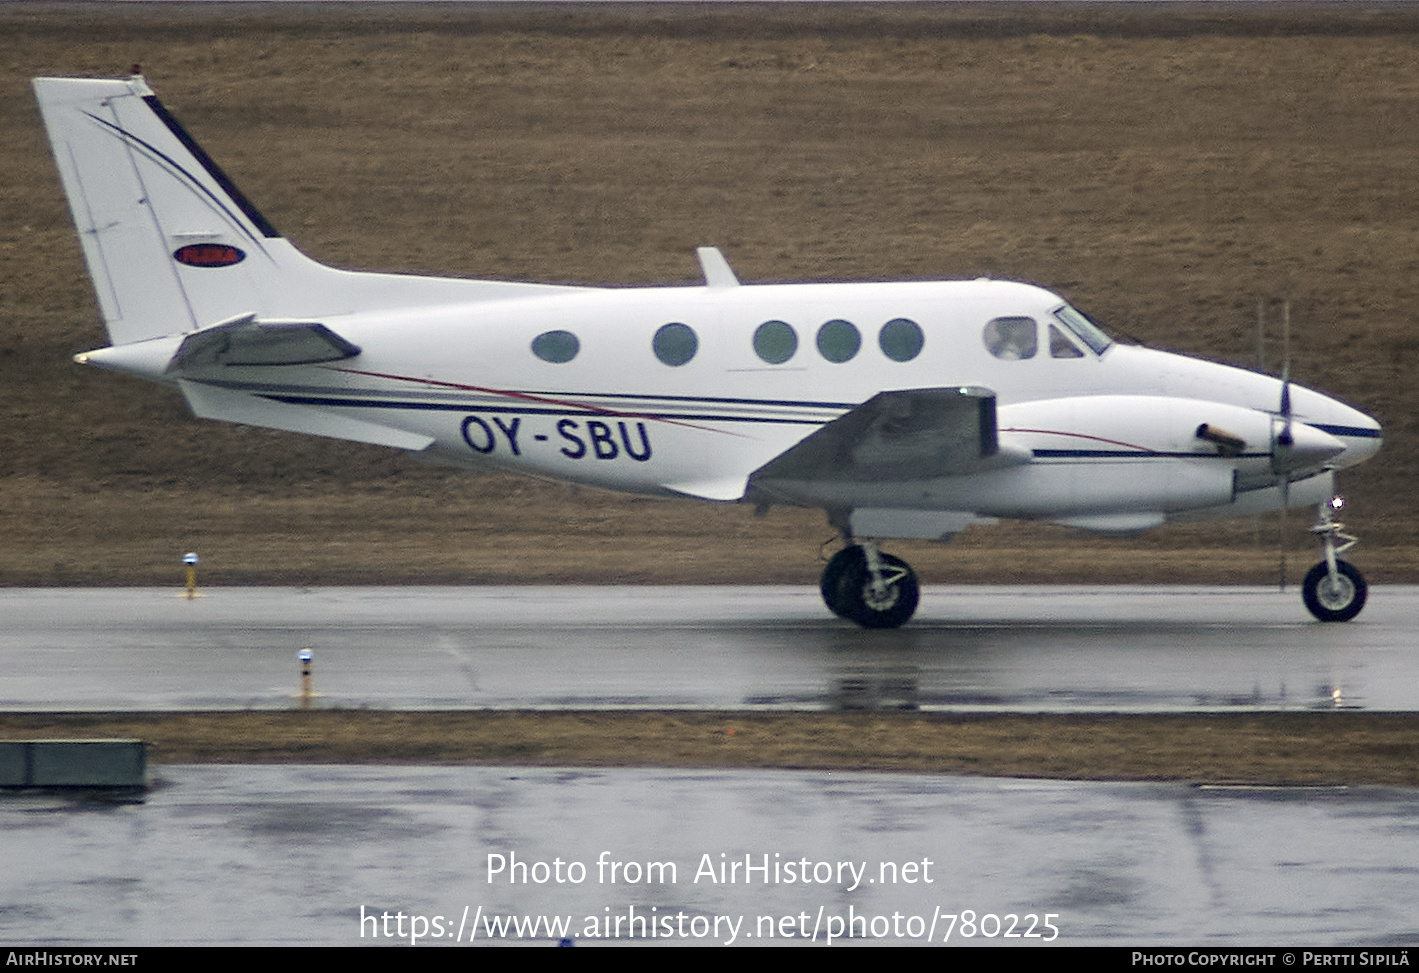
[1,585,1416,712]
[3,585,1417,947]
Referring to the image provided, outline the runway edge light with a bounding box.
[181,551,202,600]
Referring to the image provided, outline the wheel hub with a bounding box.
[1316,574,1356,611]
[861,582,900,612]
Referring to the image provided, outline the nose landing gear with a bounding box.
[820,540,919,629]
[1302,495,1367,622]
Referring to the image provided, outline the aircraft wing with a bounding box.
[750,386,1025,487]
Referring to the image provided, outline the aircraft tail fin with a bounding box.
[33,74,580,348]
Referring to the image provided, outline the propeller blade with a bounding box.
[1277,299,1291,591]
[1278,378,1293,448]
[1278,474,1289,592]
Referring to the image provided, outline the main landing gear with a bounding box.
[1301,495,1367,622]
[820,540,920,629]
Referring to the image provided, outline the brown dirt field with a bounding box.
[2,3,1418,586]
[3,710,1418,786]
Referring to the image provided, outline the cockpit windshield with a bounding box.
[1053,304,1113,356]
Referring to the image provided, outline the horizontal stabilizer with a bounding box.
[179,380,434,451]
[170,314,361,371]
[751,387,1021,486]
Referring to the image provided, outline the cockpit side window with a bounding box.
[983,316,1037,360]
[1053,304,1112,355]
[1048,323,1085,359]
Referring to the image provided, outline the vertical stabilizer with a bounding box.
[33,75,295,345]
[34,75,582,349]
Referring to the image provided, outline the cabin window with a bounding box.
[753,320,798,364]
[653,322,698,366]
[983,317,1037,360]
[531,330,580,363]
[878,318,924,362]
[816,319,861,363]
[1048,324,1085,359]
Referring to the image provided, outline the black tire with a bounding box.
[820,546,863,618]
[1302,559,1368,622]
[836,551,920,629]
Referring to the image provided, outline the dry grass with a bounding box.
[2,3,1418,584]
[4,710,1419,786]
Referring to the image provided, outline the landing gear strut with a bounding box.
[1302,495,1367,622]
[820,540,919,629]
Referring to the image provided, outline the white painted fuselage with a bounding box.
[87,276,1380,534]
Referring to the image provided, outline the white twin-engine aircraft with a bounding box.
[35,74,1383,628]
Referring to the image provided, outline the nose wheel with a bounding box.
[1302,495,1367,622]
[1302,559,1366,622]
[820,541,919,629]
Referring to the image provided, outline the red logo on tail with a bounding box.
[173,243,245,267]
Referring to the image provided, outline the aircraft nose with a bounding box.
[1337,417,1383,467]
[1308,399,1382,469]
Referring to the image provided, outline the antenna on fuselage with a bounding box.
[696,247,740,289]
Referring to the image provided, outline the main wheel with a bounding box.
[1302,559,1368,622]
[820,546,863,618]
[835,551,920,629]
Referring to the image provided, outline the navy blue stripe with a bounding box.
[523,390,858,410]
[260,394,824,424]
[1310,423,1381,439]
[1033,449,1270,459]
[211,379,854,412]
